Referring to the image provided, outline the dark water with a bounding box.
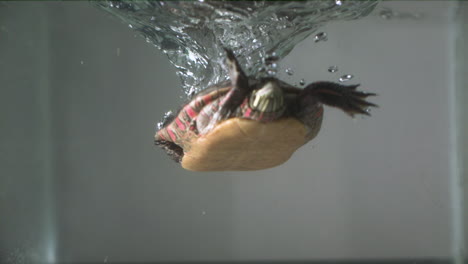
[95,0,378,96]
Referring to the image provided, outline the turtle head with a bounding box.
[249,80,285,113]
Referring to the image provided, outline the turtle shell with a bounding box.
[155,81,318,171]
[181,117,310,171]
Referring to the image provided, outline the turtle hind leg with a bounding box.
[155,140,184,163]
[302,81,378,117]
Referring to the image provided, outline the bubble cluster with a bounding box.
[95,1,378,96]
[157,110,174,130]
[262,52,280,77]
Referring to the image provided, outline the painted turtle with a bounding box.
[155,49,377,171]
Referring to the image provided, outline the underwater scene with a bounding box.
[0,1,466,263]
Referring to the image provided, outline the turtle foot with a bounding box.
[303,81,378,117]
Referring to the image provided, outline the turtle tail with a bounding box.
[303,81,378,117]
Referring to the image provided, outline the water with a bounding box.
[95,0,378,96]
[1,1,467,263]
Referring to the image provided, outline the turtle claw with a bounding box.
[303,81,378,117]
[345,84,360,90]
[351,90,377,98]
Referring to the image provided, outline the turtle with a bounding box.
[155,49,377,171]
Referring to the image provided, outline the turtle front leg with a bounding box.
[202,49,251,133]
[216,48,251,116]
[300,81,377,117]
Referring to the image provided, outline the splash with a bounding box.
[95,0,378,97]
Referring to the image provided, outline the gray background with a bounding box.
[0,1,463,263]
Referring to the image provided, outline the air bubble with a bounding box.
[264,52,279,62]
[379,9,393,20]
[187,85,201,98]
[339,74,353,82]
[335,0,343,6]
[276,25,286,30]
[128,24,134,29]
[156,122,164,131]
[314,32,328,43]
[285,68,294,75]
[379,8,422,20]
[299,79,305,86]
[328,66,338,73]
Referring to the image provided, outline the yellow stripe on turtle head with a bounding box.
[249,81,284,113]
